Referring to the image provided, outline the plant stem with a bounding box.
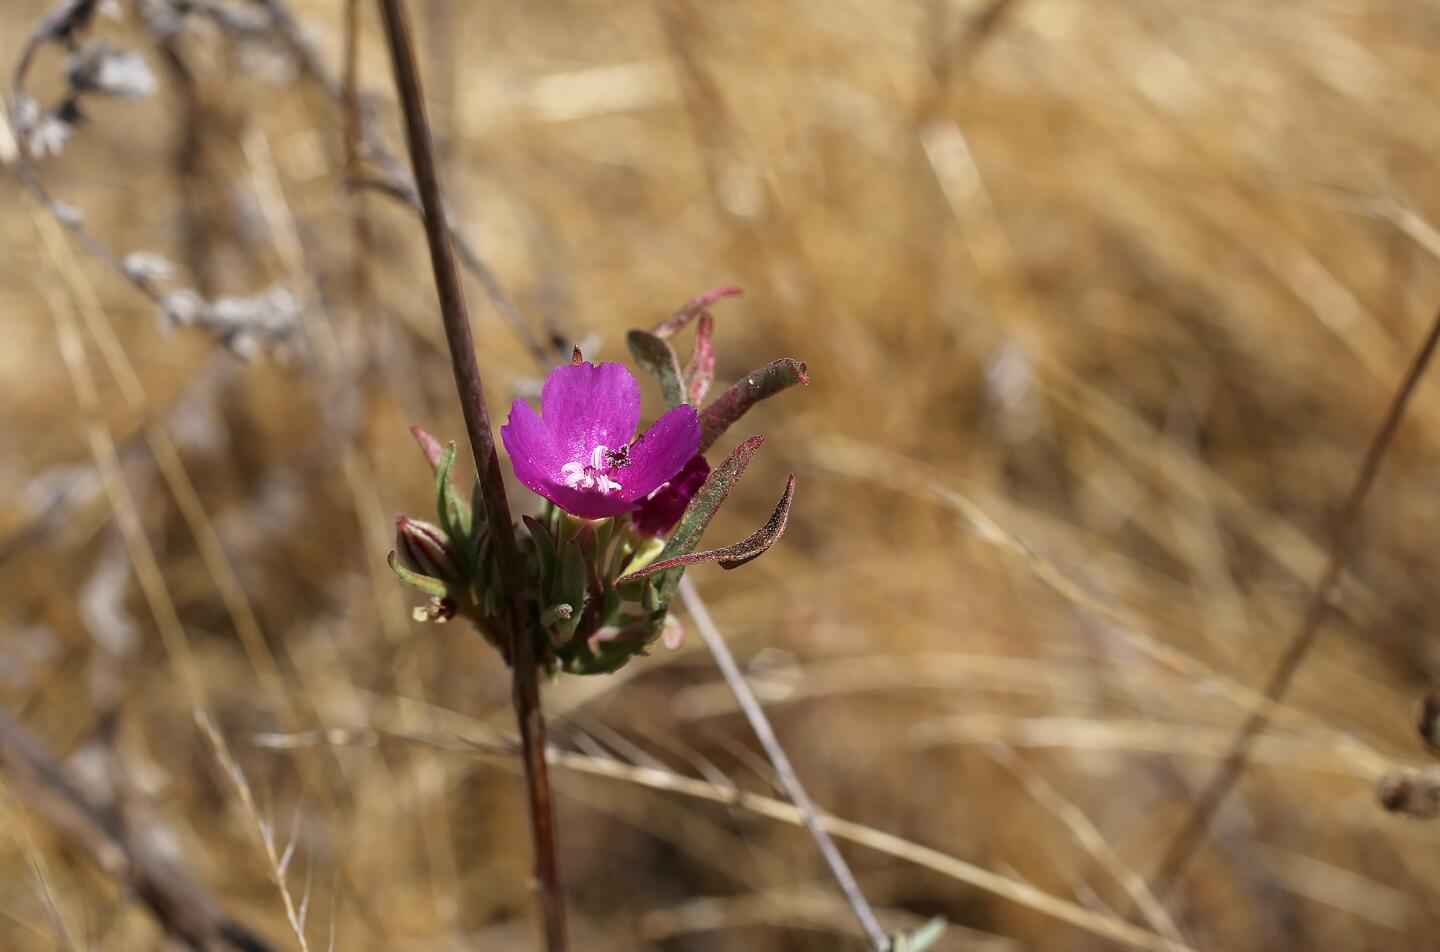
[374,2,566,947]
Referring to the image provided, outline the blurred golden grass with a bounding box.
[5,0,1440,949]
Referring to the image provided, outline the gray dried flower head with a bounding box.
[14,96,72,159]
[67,44,157,99]
[136,0,184,38]
[204,286,302,359]
[13,95,41,131]
[122,252,173,283]
[51,201,84,227]
[159,289,205,329]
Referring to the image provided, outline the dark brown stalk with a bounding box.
[374,2,566,947]
[1147,305,1440,900]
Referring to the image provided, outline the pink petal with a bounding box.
[501,399,566,495]
[540,362,641,462]
[536,480,639,519]
[621,404,701,501]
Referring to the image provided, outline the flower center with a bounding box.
[560,444,625,495]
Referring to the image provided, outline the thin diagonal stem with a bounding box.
[374,2,565,947]
[679,577,889,950]
[1147,305,1440,900]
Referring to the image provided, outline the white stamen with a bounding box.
[560,445,624,495]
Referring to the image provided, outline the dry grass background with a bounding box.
[4,0,1440,949]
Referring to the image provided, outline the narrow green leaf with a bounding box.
[434,442,472,540]
[554,540,587,639]
[627,329,686,408]
[387,550,448,598]
[619,475,794,581]
[698,358,809,453]
[524,514,557,590]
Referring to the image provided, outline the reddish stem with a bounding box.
[374,2,566,947]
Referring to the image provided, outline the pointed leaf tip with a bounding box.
[627,329,686,408]
[685,312,717,405]
[698,358,809,453]
[411,425,445,471]
[619,435,765,604]
[387,549,449,598]
[618,474,794,581]
[652,286,743,338]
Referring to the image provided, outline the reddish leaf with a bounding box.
[410,425,445,471]
[685,312,716,405]
[652,286,742,339]
[698,358,809,453]
[619,475,794,581]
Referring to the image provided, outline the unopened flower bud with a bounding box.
[395,516,464,586]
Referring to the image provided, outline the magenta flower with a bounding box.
[502,361,701,520]
[632,454,710,537]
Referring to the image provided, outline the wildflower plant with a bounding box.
[389,288,807,675]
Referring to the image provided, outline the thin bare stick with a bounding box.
[196,711,311,952]
[678,577,889,950]
[256,726,1197,952]
[1147,304,1440,899]
[374,1,566,947]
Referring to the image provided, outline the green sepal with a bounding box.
[560,621,651,675]
[627,329,686,408]
[387,550,448,598]
[524,515,557,589]
[572,523,603,596]
[621,535,665,577]
[642,577,663,612]
[554,540,587,640]
[597,585,624,630]
[435,442,473,542]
